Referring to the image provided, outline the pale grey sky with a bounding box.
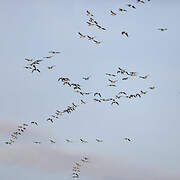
[0,0,180,180]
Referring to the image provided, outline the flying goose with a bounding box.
[87,10,93,17]
[94,92,101,97]
[31,121,38,126]
[141,90,147,95]
[137,0,145,3]
[43,56,53,59]
[158,28,167,31]
[108,79,118,83]
[111,101,119,105]
[50,139,56,144]
[124,138,132,142]
[96,138,103,142]
[93,40,102,44]
[118,91,127,95]
[93,98,101,102]
[110,10,117,16]
[86,22,94,26]
[25,58,33,62]
[48,65,55,69]
[149,86,156,90]
[81,100,86,104]
[122,31,129,37]
[139,75,149,79]
[122,77,128,80]
[83,76,91,80]
[119,8,127,12]
[127,4,136,9]
[49,51,60,54]
[66,139,73,143]
[106,73,116,77]
[34,141,41,144]
[78,32,86,38]
[80,138,88,143]
[47,118,53,123]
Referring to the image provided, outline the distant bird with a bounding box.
[119,8,127,12]
[118,91,127,95]
[50,139,56,144]
[80,138,88,143]
[122,31,129,37]
[127,4,136,9]
[81,100,86,104]
[108,84,116,87]
[49,51,60,54]
[111,101,119,105]
[96,25,106,30]
[25,58,33,62]
[93,98,101,102]
[137,0,145,4]
[66,139,73,143]
[135,93,141,98]
[93,40,102,44]
[122,77,128,80]
[48,65,55,69]
[149,86,155,90]
[86,22,94,26]
[72,173,79,178]
[106,73,116,77]
[139,75,149,79]
[34,141,41,144]
[96,138,103,142]
[43,56,53,59]
[141,90,147,95]
[83,76,91,80]
[31,121,38,126]
[78,32,86,38]
[23,123,28,126]
[110,10,117,16]
[89,17,95,23]
[47,118,53,123]
[87,10,93,17]
[87,35,95,40]
[158,28,167,31]
[124,138,132,142]
[94,92,101,97]
[108,79,118,83]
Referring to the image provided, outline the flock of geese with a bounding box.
[24,51,60,73]
[4,0,169,179]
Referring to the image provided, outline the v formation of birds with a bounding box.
[6,0,168,178]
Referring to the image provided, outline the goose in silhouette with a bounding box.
[119,8,127,12]
[96,138,103,142]
[80,138,88,143]
[87,10,93,17]
[86,22,94,26]
[139,75,149,79]
[49,51,60,54]
[158,28,167,31]
[122,31,129,37]
[110,10,117,16]
[149,86,155,90]
[50,139,56,144]
[94,92,101,97]
[127,4,136,9]
[31,121,38,126]
[124,138,132,142]
[48,65,55,69]
[78,32,86,38]
[81,100,86,104]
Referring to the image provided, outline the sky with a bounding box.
[0,0,180,179]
